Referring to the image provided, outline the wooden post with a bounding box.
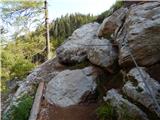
[44,0,51,59]
[28,81,44,120]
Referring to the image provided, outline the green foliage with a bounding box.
[96,10,112,23]
[1,0,43,22]
[112,0,124,11]
[50,13,96,49]
[1,44,35,92]
[2,94,33,120]
[10,58,35,79]
[96,0,124,23]
[1,13,95,93]
[0,0,44,37]
[96,103,116,120]
[11,95,33,120]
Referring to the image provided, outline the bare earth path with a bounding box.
[37,98,98,120]
[34,58,99,120]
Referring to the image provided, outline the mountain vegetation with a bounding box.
[96,0,124,23]
[50,13,95,48]
[3,1,159,120]
[1,13,95,93]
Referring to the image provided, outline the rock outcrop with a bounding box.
[116,2,160,67]
[123,67,160,117]
[56,23,117,68]
[26,57,66,83]
[123,0,148,7]
[104,89,149,120]
[87,38,117,68]
[56,23,100,64]
[5,2,160,120]
[43,2,160,119]
[97,7,128,38]
[45,66,101,107]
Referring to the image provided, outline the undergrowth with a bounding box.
[96,102,117,120]
[2,94,33,120]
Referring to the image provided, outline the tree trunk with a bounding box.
[45,0,51,59]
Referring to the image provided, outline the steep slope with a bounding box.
[3,1,160,120]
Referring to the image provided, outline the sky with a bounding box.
[48,0,117,20]
[1,0,117,41]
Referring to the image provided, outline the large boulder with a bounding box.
[97,7,128,38]
[45,66,102,107]
[104,89,148,120]
[56,23,100,64]
[56,23,117,68]
[123,0,148,7]
[116,2,160,67]
[123,67,160,118]
[87,38,117,68]
[26,57,66,83]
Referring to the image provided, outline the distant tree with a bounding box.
[0,0,52,59]
[96,0,124,23]
[1,11,96,93]
[0,0,44,37]
[49,13,95,49]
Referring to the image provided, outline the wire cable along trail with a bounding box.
[122,32,160,117]
[74,33,160,117]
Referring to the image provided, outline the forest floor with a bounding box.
[37,96,98,120]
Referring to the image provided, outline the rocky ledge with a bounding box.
[5,1,160,120]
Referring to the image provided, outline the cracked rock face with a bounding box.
[87,38,117,68]
[97,7,128,38]
[116,2,160,67]
[56,22,117,68]
[123,67,160,117]
[26,58,65,83]
[56,23,100,64]
[45,66,101,107]
[104,89,149,120]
